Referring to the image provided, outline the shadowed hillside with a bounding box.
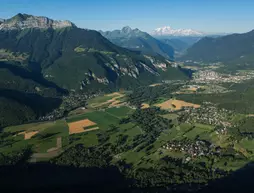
[1,161,254,193]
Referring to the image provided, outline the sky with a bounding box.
[1,0,254,34]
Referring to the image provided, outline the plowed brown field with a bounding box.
[68,119,97,134]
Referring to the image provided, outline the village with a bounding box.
[39,92,100,121]
[162,140,221,159]
[192,70,254,84]
[180,103,232,127]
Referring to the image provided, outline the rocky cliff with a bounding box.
[0,13,75,30]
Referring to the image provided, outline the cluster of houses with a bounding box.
[39,92,100,121]
[215,127,228,135]
[163,140,211,157]
[181,104,232,128]
[193,70,220,82]
[193,70,254,84]
[162,140,222,159]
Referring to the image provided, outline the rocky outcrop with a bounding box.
[144,55,170,71]
[0,13,76,30]
[0,19,4,24]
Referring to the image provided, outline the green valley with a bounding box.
[1,10,254,193]
[2,77,254,191]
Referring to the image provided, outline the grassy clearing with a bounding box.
[162,127,182,141]
[156,123,212,146]
[161,149,185,159]
[87,92,126,109]
[234,143,249,157]
[120,150,147,165]
[194,123,214,131]
[105,106,133,118]
[239,138,254,152]
[213,159,248,171]
[109,123,140,144]
[198,132,212,141]
[1,120,69,155]
[4,122,56,133]
[183,124,214,140]
[209,132,231,148]
[123,124,142,138]
[66,111,119,129]
[0,139,31,154]
[69,132,99,147]
[88,95,116,105]
[38,120,69,137]
[161,113,179,120]
[184,127,209,140]
[179,123,193,132]
[36,138,56,153]
[158,125,188,142]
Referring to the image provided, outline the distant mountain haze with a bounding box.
[182,29,254,66]
[151,26,205,37]
[100,26,175,59]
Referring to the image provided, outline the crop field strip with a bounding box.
[68,119,97,135]
[155,99,200,110]
[4,85,254,181]
[88,92,126,109]
[18,131,39,140]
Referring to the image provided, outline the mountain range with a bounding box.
[0,14,190,128]
[100,26,175,59]
[182,29,254,68]
[151,26,205,37]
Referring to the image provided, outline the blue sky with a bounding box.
[1,0,254,33]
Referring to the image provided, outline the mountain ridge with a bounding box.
[151,26,205,37]
[100,26,175,59]
[0,13,76,30]
[0,14,190,127]
[181,29,254,66]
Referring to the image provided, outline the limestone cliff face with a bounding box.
[0,13,76,30]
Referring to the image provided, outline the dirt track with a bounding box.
[30,137,63,162]
[47,137,62,153]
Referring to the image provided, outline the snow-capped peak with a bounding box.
[151,26,205,37]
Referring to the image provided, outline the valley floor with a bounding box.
[2,69,254,191]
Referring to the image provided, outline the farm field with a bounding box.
[1,120,69,161]
[3,87,254,189]
[141,103,150,109]
[155,99,200,110]
[105,106,133,118]
[19,131,39,140]
[87,92,126,109]
[68,119,97,134]
[0,103,135,162]
[66,111,120,128]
